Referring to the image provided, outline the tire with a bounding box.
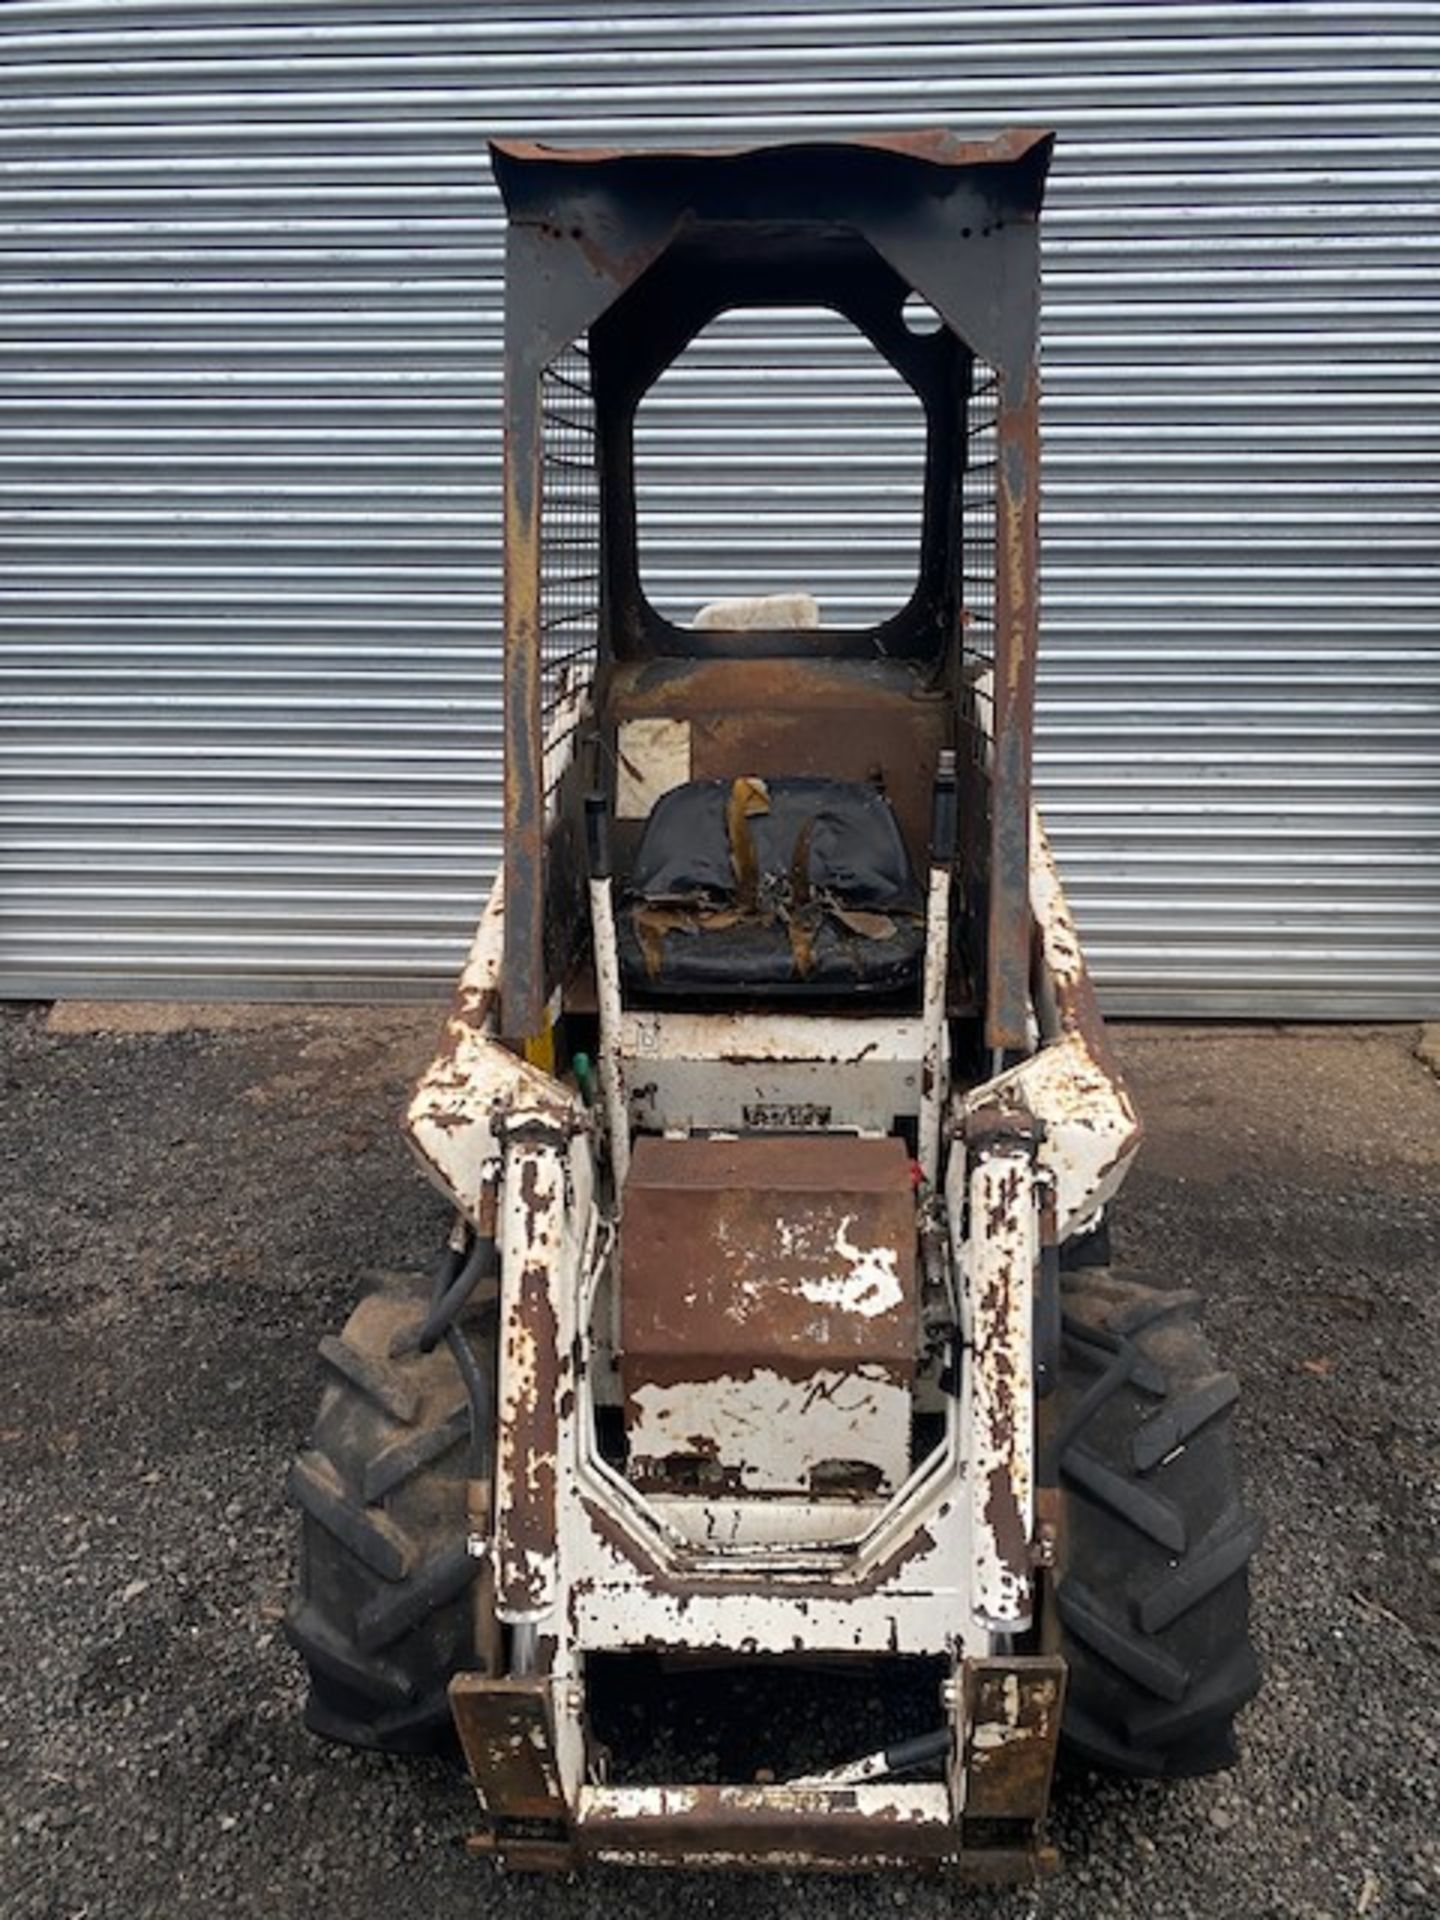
[285,1272,488,1754]
[1053,1269,1261,1779]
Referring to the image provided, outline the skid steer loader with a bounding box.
[286,130,1260,1877]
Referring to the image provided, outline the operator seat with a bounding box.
[617,776,925,999]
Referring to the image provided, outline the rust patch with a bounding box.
[982,1460,1029,1585]
[961,1656,1066,1825]
[518,1154,551,1242]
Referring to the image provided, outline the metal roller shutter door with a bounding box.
[0,1,1435,1013]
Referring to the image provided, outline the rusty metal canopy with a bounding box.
[490,128,1052,168]
[488,126,1052,376]
[493,125,1048,1045]
[489,128,1053,226]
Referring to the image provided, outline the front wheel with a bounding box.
[285,1273,489,1753]
[1053,1270,1262,1778]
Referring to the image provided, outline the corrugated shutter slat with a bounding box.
[0,0,1435,1013]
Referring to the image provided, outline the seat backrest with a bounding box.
[627,777,921,911]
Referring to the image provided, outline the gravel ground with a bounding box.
[2,1005,1437,1920]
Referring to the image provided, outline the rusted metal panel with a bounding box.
[449,1673,579,1870]
[621,1135,917,1367]
[960,1655,1066,1823]
[449,1674,569,1823]
[987,364,1042,1054]
[606,656,951,883]
[619,1135,917,1494]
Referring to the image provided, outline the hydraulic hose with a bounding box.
[424,1234,497,1481]
[417,1231,498,1353]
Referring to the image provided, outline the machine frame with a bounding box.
[400,130,1145,1874]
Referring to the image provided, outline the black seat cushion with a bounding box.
[619,776,925,999]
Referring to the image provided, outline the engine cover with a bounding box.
[619,1134,918,1496]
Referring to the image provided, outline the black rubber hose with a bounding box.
[425,1235,496,1482]
[417,1232,497,1353]
[429,1237,464,1300]
[810,1726,950,1783]
[880,1727,951,1776]
[445,1317,495,1482]
[930,749,957,865]
[585,790,612,880]
[1035,1238,1062,1401]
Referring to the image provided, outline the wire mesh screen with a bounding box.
[960,357,999,710]
[539,338,601,810]
[958,357,1000,994]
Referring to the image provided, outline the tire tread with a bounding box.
[1057,1270,1259,1779]
[287,1276,487,1756]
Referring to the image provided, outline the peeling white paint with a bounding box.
[971,1672,1024,1748]
[578,1782,949,1826]
[404,874,584,1226]
[962,1033,1139,1241]
[793,1218,904,1317]
[951,1144,1037,1633]
[588,873,630,1191]
[620,1009,925,1136]
[615,716,692,819]
[628,1363,911,1497]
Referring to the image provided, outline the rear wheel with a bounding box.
[1054,1270,1261,1778]
[285,1273,489,1753]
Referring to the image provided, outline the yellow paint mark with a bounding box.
[523,1023,556,1075]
